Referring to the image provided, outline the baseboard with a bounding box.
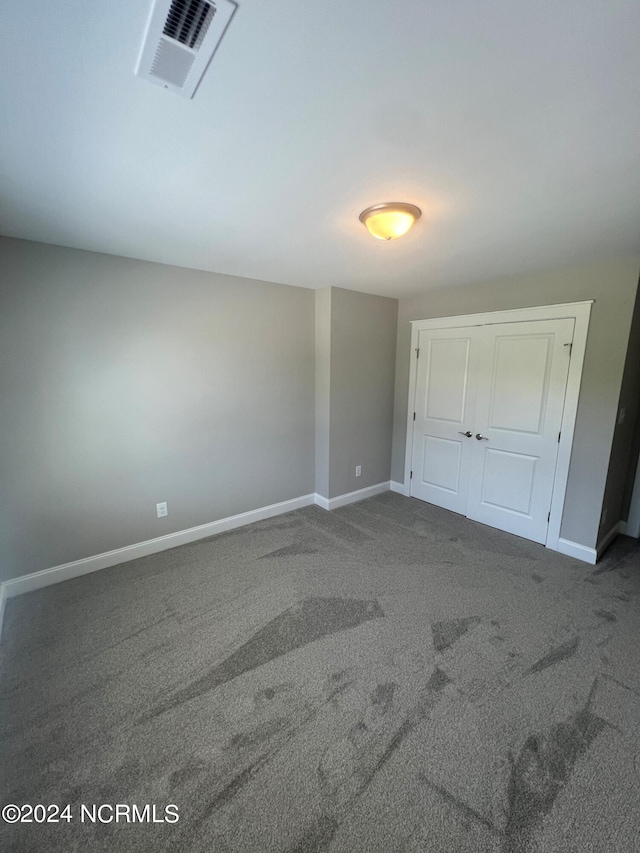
[390,480,408,496]
[314,481,390,512]
[0,481,404,639]
[0,583,6,641]
[556,538,597,564]
[0,484,392,631]
[314,494,330,510]
[0,493,316,608]
[596,520,625,559]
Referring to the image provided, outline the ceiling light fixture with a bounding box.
[359,202,421,241]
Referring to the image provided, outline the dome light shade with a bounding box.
[359,202,421,240]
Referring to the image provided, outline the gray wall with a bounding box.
[327,287,397,499]
[601,276,640,542]
[391,257,640,549]
[314,288,331,499]
[4,236,635,580]
[314,287,397,500]
[0,238,315,581]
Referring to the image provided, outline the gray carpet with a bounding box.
[1,492,640,852]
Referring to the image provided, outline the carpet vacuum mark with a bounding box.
[139,597,384,722]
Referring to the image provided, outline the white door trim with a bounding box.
[404,301,593,556]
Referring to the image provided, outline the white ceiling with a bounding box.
[1,0,639,297]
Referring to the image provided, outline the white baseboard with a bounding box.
[0,484,397,639]
[390,480,408,496]
[596,520,625,559]
[0,493,316,616]
[314,481,390,511]
[556,538,597,564]
[557,521,624,563]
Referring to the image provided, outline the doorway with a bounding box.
[404,303,592,551]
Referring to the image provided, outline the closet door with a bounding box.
[465,318,574,543]
[410,326,481,513]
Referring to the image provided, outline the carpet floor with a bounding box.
[1,492,640,852]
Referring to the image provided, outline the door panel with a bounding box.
[422,435,463,494]
[410,327,480,513]
[425,338,471,422]
[480,449,537,515]
[488,335,552,433]
[466,318,574,543]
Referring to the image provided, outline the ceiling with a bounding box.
[1,0,639,298]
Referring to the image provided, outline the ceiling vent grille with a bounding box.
[163,0,216,50]
[135,0,237,98]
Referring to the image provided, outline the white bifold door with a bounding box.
[410,318,574,544]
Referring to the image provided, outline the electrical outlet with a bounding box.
[157,501,168,518]
[355,465,362,477]
[618,407,626,425]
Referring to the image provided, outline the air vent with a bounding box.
[135,0,237,98]
[163,0,216,50]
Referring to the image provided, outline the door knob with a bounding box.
[476,433,489,441]
[458,431,472,437]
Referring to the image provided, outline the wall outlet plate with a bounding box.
[157,501,168,518]
[355,466,362,477]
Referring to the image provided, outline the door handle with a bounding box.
[476,433,489,441]
[458,431,472,437]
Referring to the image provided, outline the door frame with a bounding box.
[403,301,593,553]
